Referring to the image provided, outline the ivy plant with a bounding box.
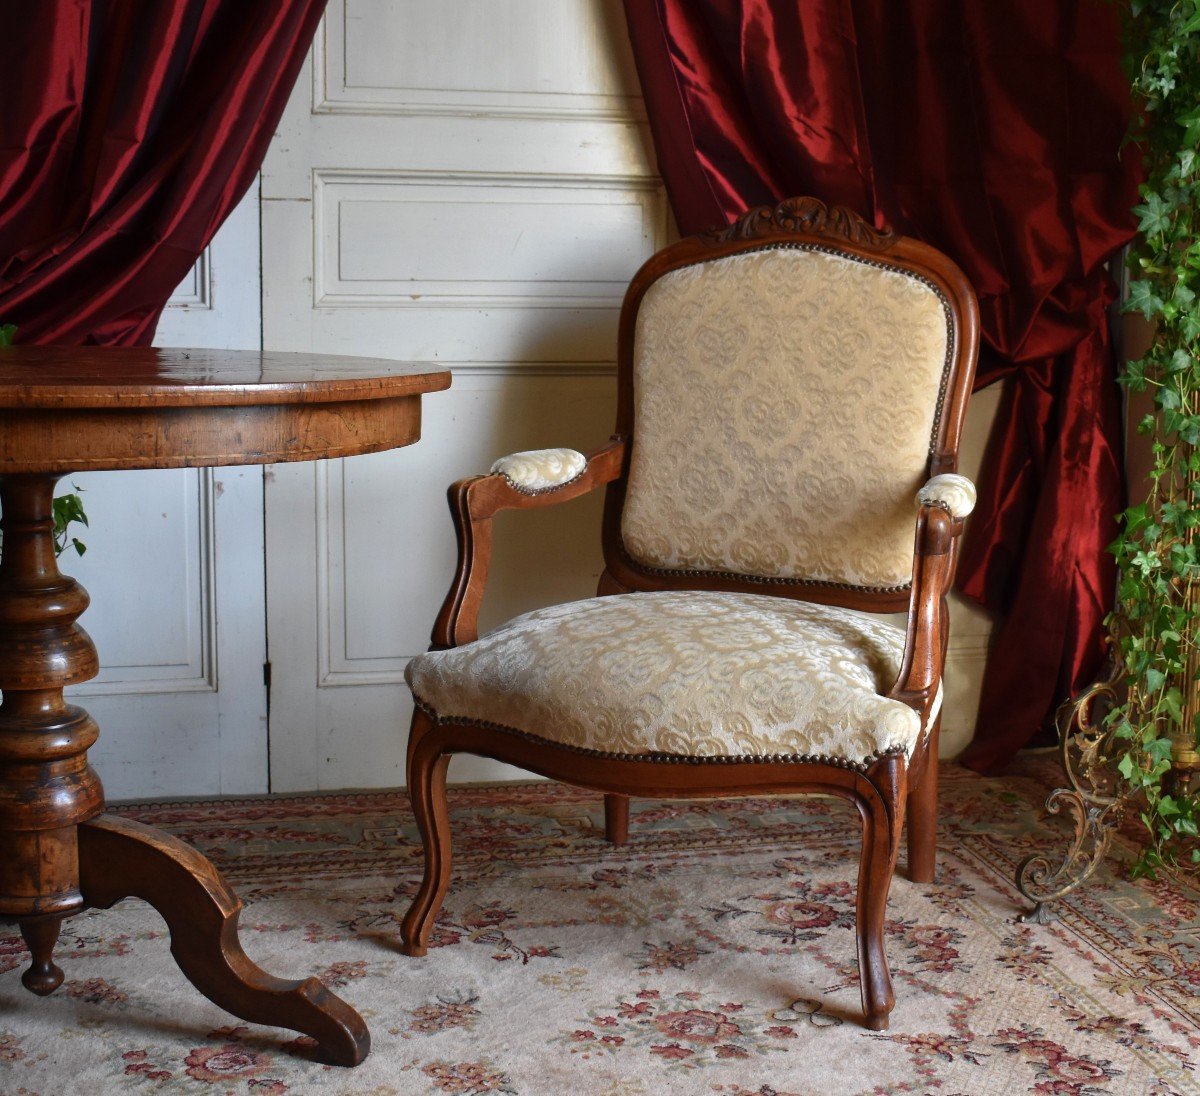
[1107,0,1200,876]
[0,324,88,556]
[52,487,88,558]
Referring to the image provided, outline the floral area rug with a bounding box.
[0,759,1197,1095]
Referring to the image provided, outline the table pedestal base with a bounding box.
[75,814,369,1064]
[0,474,368,1066]
[7,823,370,1067]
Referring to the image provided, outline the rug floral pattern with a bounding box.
[0,759,1196,1095]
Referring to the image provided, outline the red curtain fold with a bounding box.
[0,0,328,347]
[623,0,1140,770]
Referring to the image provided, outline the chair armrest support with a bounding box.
[889,479,973,762]
[429,437,627,649]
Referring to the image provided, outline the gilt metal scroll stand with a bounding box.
[1014,662,1129,923]
[1015,652,1200,922]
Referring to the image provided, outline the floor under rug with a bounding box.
[0,759,1196,1095]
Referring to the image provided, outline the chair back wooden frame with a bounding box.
[401,197,980,1031]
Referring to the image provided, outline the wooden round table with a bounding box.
[0,347,451,1066]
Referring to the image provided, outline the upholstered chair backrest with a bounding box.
[608,201,974,607]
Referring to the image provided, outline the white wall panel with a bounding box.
[155,180,261,350]
[318,0,642,120]
[315,172,665,307]
[166,248,212,309]
[69,185,268,801]
[266,169,666,363]
[66,468,213,695]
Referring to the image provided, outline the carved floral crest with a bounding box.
[707,196,897,250]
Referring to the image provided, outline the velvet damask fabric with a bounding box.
[621,246,950,589]
[622,0,1140,769]
[0,0,328,346]
[408,590,931,764]
[918,474,978,522]
[491,449,589,493]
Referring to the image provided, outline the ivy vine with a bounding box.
[1108,0,1200,876]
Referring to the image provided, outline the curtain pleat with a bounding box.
[0,0,328,346]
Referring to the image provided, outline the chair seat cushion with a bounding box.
[406,591,931,766]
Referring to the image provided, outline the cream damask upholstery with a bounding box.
[621,247,951,589]
[491,448,587,493]
[917,473,976,520]
[406,590,933,766]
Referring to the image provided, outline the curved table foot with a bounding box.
[78,814,369,1066]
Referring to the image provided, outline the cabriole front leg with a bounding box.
[0,474,103,989]
[856,755,905,1031]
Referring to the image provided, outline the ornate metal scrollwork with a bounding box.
[1015,660,1129,923]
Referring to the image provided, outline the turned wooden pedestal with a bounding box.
[0,347,450,1065]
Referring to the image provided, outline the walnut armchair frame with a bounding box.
[400,197,979,1031]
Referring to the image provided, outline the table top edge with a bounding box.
[0,369,453,409]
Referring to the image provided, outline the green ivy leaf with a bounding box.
[51,488,88,558]
[1168,348,1193,372]
[1180,104,1200,147]
[1127,279,1166,319]
[1162,689,1185,727]
[1134,191,1174,235]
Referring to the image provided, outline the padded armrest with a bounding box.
[916,473,976,520]
[490,448,588,493]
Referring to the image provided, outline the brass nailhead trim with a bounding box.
[495,465,588,497]
[413,698,907,773]
[616,549,913,596]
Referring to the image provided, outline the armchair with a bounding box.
[399,197,979,1030]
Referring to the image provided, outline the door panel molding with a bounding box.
[315,0,644,122]
[70,468,216,697]
[166,248,213,311]
[313,169,668,309]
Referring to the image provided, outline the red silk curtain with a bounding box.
[623,0,1140,770]
[0,0,328,346]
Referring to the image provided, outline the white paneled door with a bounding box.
[75,184,268,800]
[261,0,662,790]
[260,2,997,792]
